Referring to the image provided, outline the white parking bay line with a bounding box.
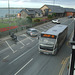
[39,28,44,30]
[9,43,38,64]
[18,39,25,46]
[68,20,74,25]
[20,46,25,49]
[3,55,9,60]
[23,34,34,42]
[5,41,15,53]
[14,58,33,75]
[26,43,30,45]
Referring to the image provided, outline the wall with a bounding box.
[66,12,73,16]
[35,13,43,17]
[40,5,49,16]
[21,11,28,18]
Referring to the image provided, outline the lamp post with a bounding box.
[8,0,10,19]
[8,0,11,35]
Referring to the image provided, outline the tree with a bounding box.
[52,13,56,17]
[48,15,52,19]
[16,18,26,26]
[26,16,32,23]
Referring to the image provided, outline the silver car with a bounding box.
[26,28,38,36]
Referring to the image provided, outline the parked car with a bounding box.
[68,15,72,18]
[26,28,38,36]
[74,16,75,20]
[52,19,60,24]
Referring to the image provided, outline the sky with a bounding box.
[0,0,75,9]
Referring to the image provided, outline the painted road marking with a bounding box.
[20,46,25,49]
[9,43,38,64]
[0,47,9,54]
[5,41,15,53]
[39,28,45,31]
[17,39,25,46]
[23,34,34,42]
[3,55,9,60]
[14,58,33,75]
[26,43,30,45]
[68,19,74,25]
[62,19,70,24]
[0,36,31,54]
[32,40,34,42]
[59,57,70,75]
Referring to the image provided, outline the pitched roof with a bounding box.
[45,5,65,13]
[64,8,75,12]
[20,8,42,15]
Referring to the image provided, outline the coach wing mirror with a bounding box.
[70,41,75,45]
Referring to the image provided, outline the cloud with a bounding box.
[0,0,21,1]
[0,0,75,9]
[22,0,53,3]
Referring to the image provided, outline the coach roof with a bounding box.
[41,25,68,36]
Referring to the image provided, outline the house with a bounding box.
[40,5,65,17]
[20,8,43,18]
[64,8,75,16]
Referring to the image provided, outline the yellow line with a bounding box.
[61,59,65,64]
[66,42,71,48]
[59,57,70,75]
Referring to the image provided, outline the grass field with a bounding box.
[0,18,17,28]
[0,22,17,28]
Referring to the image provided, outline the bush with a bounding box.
[48,15,52,19]
[34,19,40,22]
[52,13,56,17]
[41,18,49,22]
[26,16,32,23]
